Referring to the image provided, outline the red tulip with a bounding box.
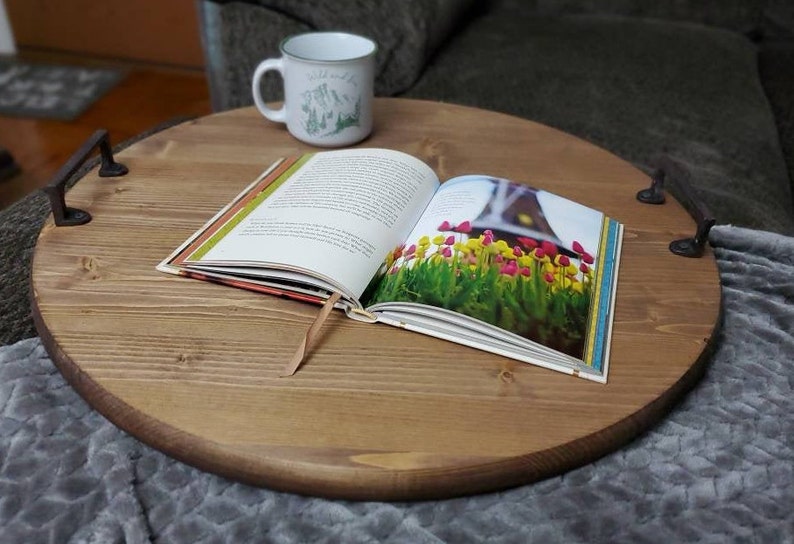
[517,236,538,249]
[500,261,518,276]
[541,240,558,257]
[453,220,472,233]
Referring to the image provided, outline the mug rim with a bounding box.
[279,31,378,63]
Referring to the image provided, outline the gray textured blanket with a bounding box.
[1,225,793,543]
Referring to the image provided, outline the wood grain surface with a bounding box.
[30,98,722,500]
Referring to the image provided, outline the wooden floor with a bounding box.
[0,51,212,211]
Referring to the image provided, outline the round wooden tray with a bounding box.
[31,98,721,500]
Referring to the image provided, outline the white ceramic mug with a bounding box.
[252,32,377,147]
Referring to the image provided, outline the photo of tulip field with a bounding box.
[362,176,610,360]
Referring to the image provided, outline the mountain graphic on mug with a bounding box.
[300,83,361,137]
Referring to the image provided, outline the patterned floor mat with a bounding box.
[0,60,124,121]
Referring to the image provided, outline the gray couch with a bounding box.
[1,2,794,541]
[199,0,794,235]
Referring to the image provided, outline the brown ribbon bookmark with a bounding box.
[282,291,343,377]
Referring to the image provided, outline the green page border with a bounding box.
[188,154,313,261]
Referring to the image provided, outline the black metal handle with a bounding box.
[636,155,715,258]
[44,129,128,227]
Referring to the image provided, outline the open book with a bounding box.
[158,148,623,382]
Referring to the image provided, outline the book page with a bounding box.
[363,174,622,374]
[187,149,440,299]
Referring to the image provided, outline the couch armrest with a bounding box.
[197,0,479,111]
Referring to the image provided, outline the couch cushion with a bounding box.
[199,0,478,111]
[534,0,764,34]
[406,3,794,234]
[199,1,309,112]
[534,0,794,39]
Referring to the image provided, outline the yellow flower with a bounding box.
[571,281,584,294]
[418,235,430,248]
[466,238,482,251]
[517,212,533,226]
[518,255,534,268]
[432,234,446,245]
[454,242,471,254]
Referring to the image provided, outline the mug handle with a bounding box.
[252,58,286,123]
